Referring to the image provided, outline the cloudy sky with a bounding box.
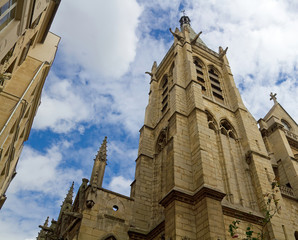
[0,0,298,239]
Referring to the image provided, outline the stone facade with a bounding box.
[0,0,60,209]
[38,16,298,240]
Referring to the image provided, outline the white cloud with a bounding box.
[9,144,83,197]
[108,176,133,196]
[51,0,142,78]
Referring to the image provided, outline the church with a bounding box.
[37,15,298,240]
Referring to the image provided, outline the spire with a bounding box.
[43,216,49,227]
[95,136,107,162]
[90,137,108,188]
[64,182,74,205]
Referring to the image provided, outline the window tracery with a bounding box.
[206,111,217,131]
[220,119,236,139]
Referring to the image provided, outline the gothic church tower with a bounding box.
[38,16,298,240]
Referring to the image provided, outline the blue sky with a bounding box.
[0,0,298,239]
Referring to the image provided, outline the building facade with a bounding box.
[0,0,60,209]
[37,16,298,240]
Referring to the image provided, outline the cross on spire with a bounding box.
[181,10,186,16]
[270,92,277,104]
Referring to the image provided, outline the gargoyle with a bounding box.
[219,46,228,59]
[145,61,157,80]
[169,28,184,42]
[191,31,202,45]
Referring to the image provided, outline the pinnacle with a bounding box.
[64,181,74,204]
[43,216,49,227]
[95,136,107,162]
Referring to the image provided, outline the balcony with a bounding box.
[280,185,296,199]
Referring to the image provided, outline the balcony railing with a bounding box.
[280,185,295,198]
[284,129,298,141]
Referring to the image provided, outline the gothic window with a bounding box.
[208,67,224,103]
[206,110,217,131]
[281,119,291,131]
[161,75,169,113]
[0,0,17,32]
[220,119,236,139]
[193,58,206,94]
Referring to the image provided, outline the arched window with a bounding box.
[193,58,206,94]
[281,119,291,131]
[161,75,169,113]
[208,67,224,103]
[206,111,217,131]
[220,119,236,139]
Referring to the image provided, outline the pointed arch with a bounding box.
[160,74,169,113]
[193,56,206,93]
[219,119,237,139]
[207,65,224,102]
[205,110,218,131]
[101,234,117,240]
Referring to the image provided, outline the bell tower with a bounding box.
[131,15,292,239]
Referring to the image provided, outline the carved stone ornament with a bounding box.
[156,127,168,153]
[86,199,95,208]
[245,151,252,165]
[169,28,184,43]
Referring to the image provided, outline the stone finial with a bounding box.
[64,182,74,204]
[270,92,277,104]
[43,216,49,227]
[95,136,107,162]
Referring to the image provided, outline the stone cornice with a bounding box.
[128,221,165,240]
[135,153,154,162]
[245,150,270,165]
[222,205,264,225]
[93,186,134,201]
[159,186,226,207]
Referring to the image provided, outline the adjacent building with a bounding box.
[37,16,297,240]
[0,0,60,209]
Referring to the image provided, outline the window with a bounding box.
[0,0,17,31]
[161,75,169,113]
[206,111,217,131]
[281,119,291,131]
[18,39,32,66]
[220,119,236,139]
[194,58,206,94]
[208,67,224,102]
